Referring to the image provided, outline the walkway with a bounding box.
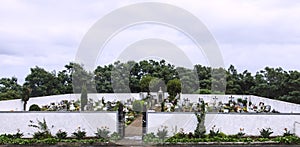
[116,115,144,146]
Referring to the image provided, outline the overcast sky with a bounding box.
[1,0,300,84]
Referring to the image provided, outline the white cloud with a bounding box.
[0,0,300,84]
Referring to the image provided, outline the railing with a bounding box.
[294,121,300,135]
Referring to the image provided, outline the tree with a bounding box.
[94,64,113,93]
[71,63,96,93]
[80,83,88,111]
[132,100,144,113]
[140,75,154,93]
[21,85,31,111]
[176,67,199,94]
[0,77,22,100]
[226,65,242,94]
[167,79,181,100]
[57,64,73,94]
[24,66,60,97]
[194,101,206,138]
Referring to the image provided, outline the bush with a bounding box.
[132,100,144,113]
[55,130,67,139]
[110,132,121,141]
[283,128,294,137]
[72,127,86,139]
[2,130,23,139]
[95,126,110,139]
[29,104,41,111]
[259,128,273,138]
[28,118,53,139]
[157,126,168,141]
[143,133,159,143]
[209,125,220,138]
[33,132,53,139]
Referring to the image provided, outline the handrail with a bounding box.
[293,121,300,135]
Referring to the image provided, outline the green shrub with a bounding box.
[28,118,53,139]
[72,127,86,139]
[172,132,186,139]
[95,126,110,139]
[208,125,220,138]
[29,104,41,111]
[55,130,67,139]
[283,128,294,137]
[40,138,58,145]
[132,100,144,113]
[1,130,23,139]
[259,128,273,138]
[194,101,206,138]
[110,132,121,141]
[157,126,168,141]
[143,133,159,143]
[275,136,300,144]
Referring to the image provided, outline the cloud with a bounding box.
[0,0,300,84]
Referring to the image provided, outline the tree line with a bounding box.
[0,60,300,104]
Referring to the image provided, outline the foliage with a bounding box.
[283,128,294,137]
[28,118,53,139]
[21,86,31,111]
[143,133,159,143]
[3,60,300,106]
[167,79,181,99]
[236,128,246,138]
[24,66,60,97]
[273,135,300,144]
[157,126,168,141]
[80,83,88,111]
[132,100,144,113]
[109,132,121,141]
[29,104,41,111]
[95,126,110,139]
[208,125,220,138]
[259,128,273,138]
[55,129,67,139]
[0,77,22,100]
[0,136,108,145]
[72,127,86,139]
[194,101,206,138]
[1,130,23,139]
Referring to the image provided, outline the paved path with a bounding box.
[116,115,144,146]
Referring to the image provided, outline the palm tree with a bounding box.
[22,86,31,111]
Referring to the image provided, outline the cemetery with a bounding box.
[1,88,300,145]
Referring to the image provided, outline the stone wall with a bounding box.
[0,112,117,137]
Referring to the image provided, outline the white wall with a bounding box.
[148,113,300,137]
[179,94,300,113]
[0,93,141,111]
[1,94,300,113]
[0,112,117,137]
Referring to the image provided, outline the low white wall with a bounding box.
[1,94,300,113]
[180,94,300,113]
[0,93,141,111]
[148,113,300,137]
[0,112,117,137]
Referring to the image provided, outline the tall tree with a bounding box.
[80,83,88,111]
[167,79,182,100]
[24,66,60,97]
[21,85,31,111]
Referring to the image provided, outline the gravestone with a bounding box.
[158,87,163,103]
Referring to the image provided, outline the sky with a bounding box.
[1,0,300,84]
